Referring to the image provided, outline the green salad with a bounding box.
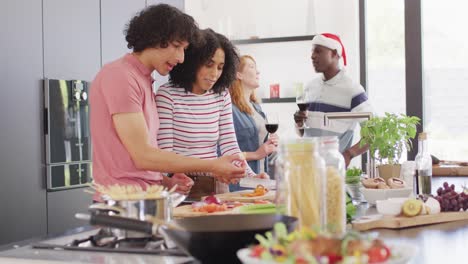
[248,223,392,264]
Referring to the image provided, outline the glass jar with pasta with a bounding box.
[320,136,346,235]
[275,138,326,229]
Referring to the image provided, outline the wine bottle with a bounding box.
[414,132,432,195]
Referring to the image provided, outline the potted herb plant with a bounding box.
[360,112,420,181]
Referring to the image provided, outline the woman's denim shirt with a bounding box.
[231,103,268,174]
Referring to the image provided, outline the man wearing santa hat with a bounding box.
[294,33,373,167]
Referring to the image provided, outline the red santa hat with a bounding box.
[311,33,347,66]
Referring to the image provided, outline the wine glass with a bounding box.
[295,87,310,137]
[295,83,309,112]
[265,113,279,134]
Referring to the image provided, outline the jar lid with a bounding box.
[282,138,318,152]
[319,136,339,145]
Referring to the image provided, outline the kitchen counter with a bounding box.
[361,211,468,263]
[0,226,195,264]
[361,176,468,263]
[3,220,468,264]
[2,204,468,263]
[4,219,468,264]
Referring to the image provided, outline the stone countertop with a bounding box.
[356,201,468,264]
[367,217,468,264]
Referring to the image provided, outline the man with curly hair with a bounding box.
[156,29,268,197]
[89,5,246,198]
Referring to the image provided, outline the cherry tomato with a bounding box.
[367,245,391,263]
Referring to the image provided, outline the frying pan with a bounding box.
[163,214,297,264]
[86,213,297,264]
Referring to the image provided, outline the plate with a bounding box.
[360,187,413,205]
[214,190,276,202]
[239,178,276,189]
[237,242,418,264]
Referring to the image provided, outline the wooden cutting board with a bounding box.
[432,165,468,176]
[173,204,240,218]
[211,190,276,202]
[352,211,468,231]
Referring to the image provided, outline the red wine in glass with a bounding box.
[297,103,308,111]
[265,124,279,134]
[298,127,305,137]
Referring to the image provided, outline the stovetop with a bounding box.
[31,228,187,256]
[0,227,196,264]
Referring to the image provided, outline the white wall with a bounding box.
[185,0,314,39]
[313,0,360,82]
[185,1,362,168]
[185,0,360,98]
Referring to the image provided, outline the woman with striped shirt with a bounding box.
[155,29,267,197]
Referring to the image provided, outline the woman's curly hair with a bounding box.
[169,28,240,94]
[125,4,199,52]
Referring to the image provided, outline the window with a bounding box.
[366,0,406,116]
[422,0,468,160]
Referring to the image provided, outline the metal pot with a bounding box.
[88,192,185,238]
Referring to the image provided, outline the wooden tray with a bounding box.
[211,190,275,202]
[352,211,468,231]
[432,165,468,176]
[173,204,240,218]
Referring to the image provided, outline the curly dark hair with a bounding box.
[125,4,200,52]
[169,28,240,94]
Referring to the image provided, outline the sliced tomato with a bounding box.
[326,254,343,264]
[249,245,265,258]
[367,245,391,263]
[295,257,309,264]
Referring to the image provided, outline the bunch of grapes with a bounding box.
[434,182,468,212]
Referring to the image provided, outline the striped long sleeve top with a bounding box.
[303,69,374,152]
[155,84,255,192]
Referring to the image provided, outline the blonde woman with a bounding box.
[229,55,278,191]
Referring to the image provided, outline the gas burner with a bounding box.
[32,229,187,256]
[69,229,166,249]
[70,228,118,248]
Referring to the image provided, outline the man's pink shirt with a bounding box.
[89,53,162,189]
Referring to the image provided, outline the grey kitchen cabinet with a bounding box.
[0,0,47,245]
[43,0,101,81]
[46,187,93,235]
[42,0,100,235]
[100,0,146,65]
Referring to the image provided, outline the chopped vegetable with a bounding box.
[192,203,227,213]
[345,167,362,184]
[239,203,276,214]
[241,184,269,197]
[203,194,222,204]
[346,193,356,223]
[250,223,391,263]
